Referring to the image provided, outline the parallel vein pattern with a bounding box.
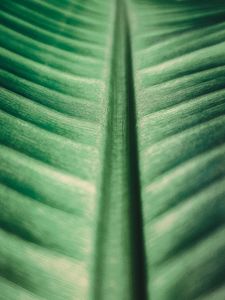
[1,0,225,299]
[0,0,116,299]
[128,0,225,299]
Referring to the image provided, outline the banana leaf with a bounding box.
[0,0,225,299]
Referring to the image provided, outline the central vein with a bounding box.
[93,1,147,299]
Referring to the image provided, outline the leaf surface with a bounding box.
[1,0,225,299]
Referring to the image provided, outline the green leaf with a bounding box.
[129,0,225,299]
[0,0,225,299]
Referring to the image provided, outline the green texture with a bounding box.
[0,0,225,299]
